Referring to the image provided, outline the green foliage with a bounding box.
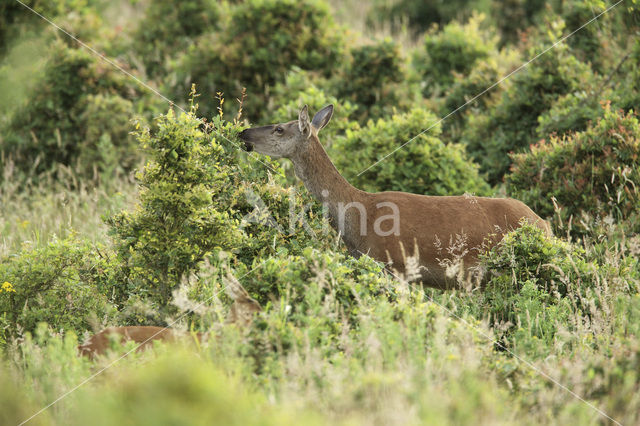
[107,105,335,307]
[132,0,220,78]
[479,222,594,346]
[3,1,640,423]
[171,0,344,120]
[332,108,490,195]
[483,222,592,298]
[0,42,148,181]
[557,0,606,67]
[490,0,547,44]
[507,105,640,234]
[366,0,487,34]
[0,0,98,55]
[413,15,496,96]
[266,69,359,144]
[535,91,603,138]
[0,236,117,341]
[440,47,522,143]
[443,59,500,115]
[242,248,398,368]
[247,248,396,318]
[267,39,410,128]
[462,45,597,183]
[0,364,51,426]
[107,109,244,306]
[73,350,312,426]
[614,38,640,112]
[337,39,406,120]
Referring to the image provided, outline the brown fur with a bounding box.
[240,105,551,289]
[78,275,261,358]
[77,326,189,359]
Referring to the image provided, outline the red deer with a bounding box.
[78,274,261,358]
[239,105,551,288]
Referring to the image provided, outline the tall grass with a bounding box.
[0,165,137,257]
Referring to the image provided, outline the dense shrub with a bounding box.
[479,222,595,346]
[171,0,344,120]
[107,109,241,305]
[413,15,496,97]
[266,69,359,145]
[441,48,521,141]
[490,0,547,45]
[337,39,406,121]
[558,0,610,69]
[442,59,500,116]
[108,105,334,307]
[0,0,102,56]
[245,247,396,317]
[366,0,486,34]
[132,0,220,78]
[0,42,149,181]
[0,236,118,342]
[507,105,640,234]
[267,40,411,128]
[535,91,603,138]
[614,38,640,112]
[240,248,397,369]
[332,108,490,196]
[461,45,597,183]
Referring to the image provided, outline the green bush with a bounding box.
[132,0,220,78]
[0,236,118,342]
[614,38,640,113]
[366,0,486,35]
[245,247,396,318]
[461,45,597,183]
[535,91,603,138]
[490,0,547,45]
[479,222,594,347]
[107,109,244,306]
[337,39,406,121]
[240,247,398,370]
[0,42,149,181]
[443,59,500,116]
[555,0,609,70]
[332,108,490,196]
[108,105,335,307]
[171,0,344,120]
[440,51,514,140]
[0,0,101,56]
[440,47,522,143]
[507,105,640,234]
[266,69,358,145]
[413,15,496,97]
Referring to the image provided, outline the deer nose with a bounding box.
[239,130,253,151]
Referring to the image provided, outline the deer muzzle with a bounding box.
[238,129,254,152]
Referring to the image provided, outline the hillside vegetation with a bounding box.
[1,0,640,424]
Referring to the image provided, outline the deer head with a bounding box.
[239,104,333,158]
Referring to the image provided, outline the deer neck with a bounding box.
[291,134,364,225]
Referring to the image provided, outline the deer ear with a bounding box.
[298,105,311,138]
[311,104,333,132]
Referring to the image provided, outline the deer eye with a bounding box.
[275,126,284,135]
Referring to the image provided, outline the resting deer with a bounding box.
[239,105,551,289]
[78,274,261,358]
